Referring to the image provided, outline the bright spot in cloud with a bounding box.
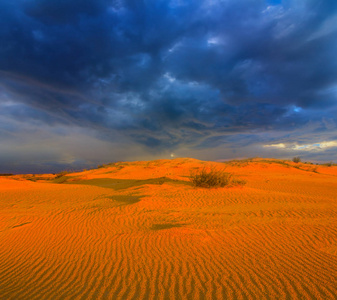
[164,73,176,82]
[264,141,337,151]
[293,106,302,113]
[263,143,286,148]
[207,37,220,45]
[167,42,181,53]
[292,141,337,151]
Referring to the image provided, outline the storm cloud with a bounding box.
[1,0,337,172]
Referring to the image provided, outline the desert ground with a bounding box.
[0,158,337,299]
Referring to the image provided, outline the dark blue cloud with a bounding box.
[1,0,337,172]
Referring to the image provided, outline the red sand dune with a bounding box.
[0,158,337,299]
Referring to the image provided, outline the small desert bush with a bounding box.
[292,156,301,163]
[55,171,70,179]
[190,167,246,188]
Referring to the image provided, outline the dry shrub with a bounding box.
[190,167,246,188]
[55,171,70,179]
[292,156,301,163]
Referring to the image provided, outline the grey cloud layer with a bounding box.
[1,0,337,170]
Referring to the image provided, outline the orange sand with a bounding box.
[0,158,337,299]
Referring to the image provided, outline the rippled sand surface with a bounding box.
[1,158,337,299]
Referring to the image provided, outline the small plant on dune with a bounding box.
[190,167,246,188]
[98,164,108,168]
[55,171,70,179]
[292,156,301,163]
[312,167,318,173]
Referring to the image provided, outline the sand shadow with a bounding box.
[106,195,142,205]
[11,222,32,229]
[150,223,186,230]
[61,177,191,190]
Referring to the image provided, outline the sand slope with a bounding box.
[0,158,337,299]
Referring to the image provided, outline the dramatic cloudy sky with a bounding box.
[1,0,337,173]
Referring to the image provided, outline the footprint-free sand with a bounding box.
[1,158,337,299]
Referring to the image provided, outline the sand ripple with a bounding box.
[1,159,337,299]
